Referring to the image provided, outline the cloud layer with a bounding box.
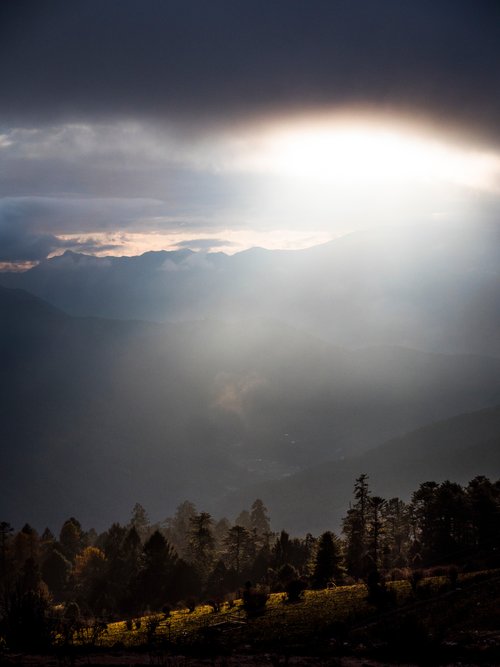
[2,1,500,143]
[1,1,500,265]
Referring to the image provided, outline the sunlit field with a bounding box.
[51,570,500,664]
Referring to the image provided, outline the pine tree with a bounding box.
[343,474,371,578]
[250,499,271,547]
[311,531,343,588]
[164,501,197,559]
[140,530,177,609]
[381,497,411,569]
[59,518,84,563]
[188,512,215,581]
[129,503,150,540]
[223,525,255,577]
[367,496,386,571]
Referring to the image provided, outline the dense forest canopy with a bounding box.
[2,473,499,646]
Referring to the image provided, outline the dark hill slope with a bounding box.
[222,403,500,535]
[2,285,500,531]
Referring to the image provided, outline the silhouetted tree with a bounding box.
[13,524,39,571]
[250,499,271,548]
[410,480,468,564]
[223,525,255,577]
[343,474,371,578]
[41,548,71,598]
[119,526,142,614]
[367,496,386,570]
[0,521,14,589]
[312,531,344,588]
[2,585,54,651]
[73,546,107,613]
[206,559,229,597]
[188,512,215,581]
[467,476,500,558]
[59,518,85,563]
[170,558,201,602]
[381,497,411,569]
[165,500,197,559]
[129,503,150,540]
[213,517,231,554]
[140,530,177,609]
[235,510,251,530]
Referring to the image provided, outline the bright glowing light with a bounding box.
[243,121,500,189]
[198,115,500,234]
[235,120,500,191]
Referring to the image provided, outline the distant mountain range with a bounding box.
[1,284,500,533]
[2,221,500,356]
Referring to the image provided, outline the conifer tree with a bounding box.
[342,474,371,578]
[188,512,215,581]
[311,531,343,588]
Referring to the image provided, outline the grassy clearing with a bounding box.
[65,570,500,662]
[102,581,408,650]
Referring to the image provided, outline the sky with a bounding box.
[1,0,500,269]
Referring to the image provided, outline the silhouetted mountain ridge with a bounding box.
[2,222,500,355]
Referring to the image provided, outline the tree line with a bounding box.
[1,475,499,649]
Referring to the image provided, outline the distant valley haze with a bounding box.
[1,0,500,535]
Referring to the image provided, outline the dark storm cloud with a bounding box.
[0,197,162,262]
[0,204,99,262]
[0,198,68,261]
[0,197,168,233]
[0,225,65,262]
[1,0,500,144]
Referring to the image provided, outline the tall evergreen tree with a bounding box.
[250,499,271,547]
[41,549,71,598]
[165,501,197,559]
[381,497,411,569]
[223,525,255,577]
[140,530,177,609]
[311,531,344,588]
[343,474,371,578]
[129,503,150,540]
[59,518,84,563]
[367,496,386,571]
[467,476,500,555]
[0,522,14,590]
[188,512,215,581]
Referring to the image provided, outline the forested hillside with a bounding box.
[1,475,499,661]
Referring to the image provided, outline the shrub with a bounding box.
[186,598,196,613]
[242,582,269,618]
[144,614,161,643]
[284,578,307,603]
[206,598,221,613]
[409,569,423,594]
[365,570,396,611]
